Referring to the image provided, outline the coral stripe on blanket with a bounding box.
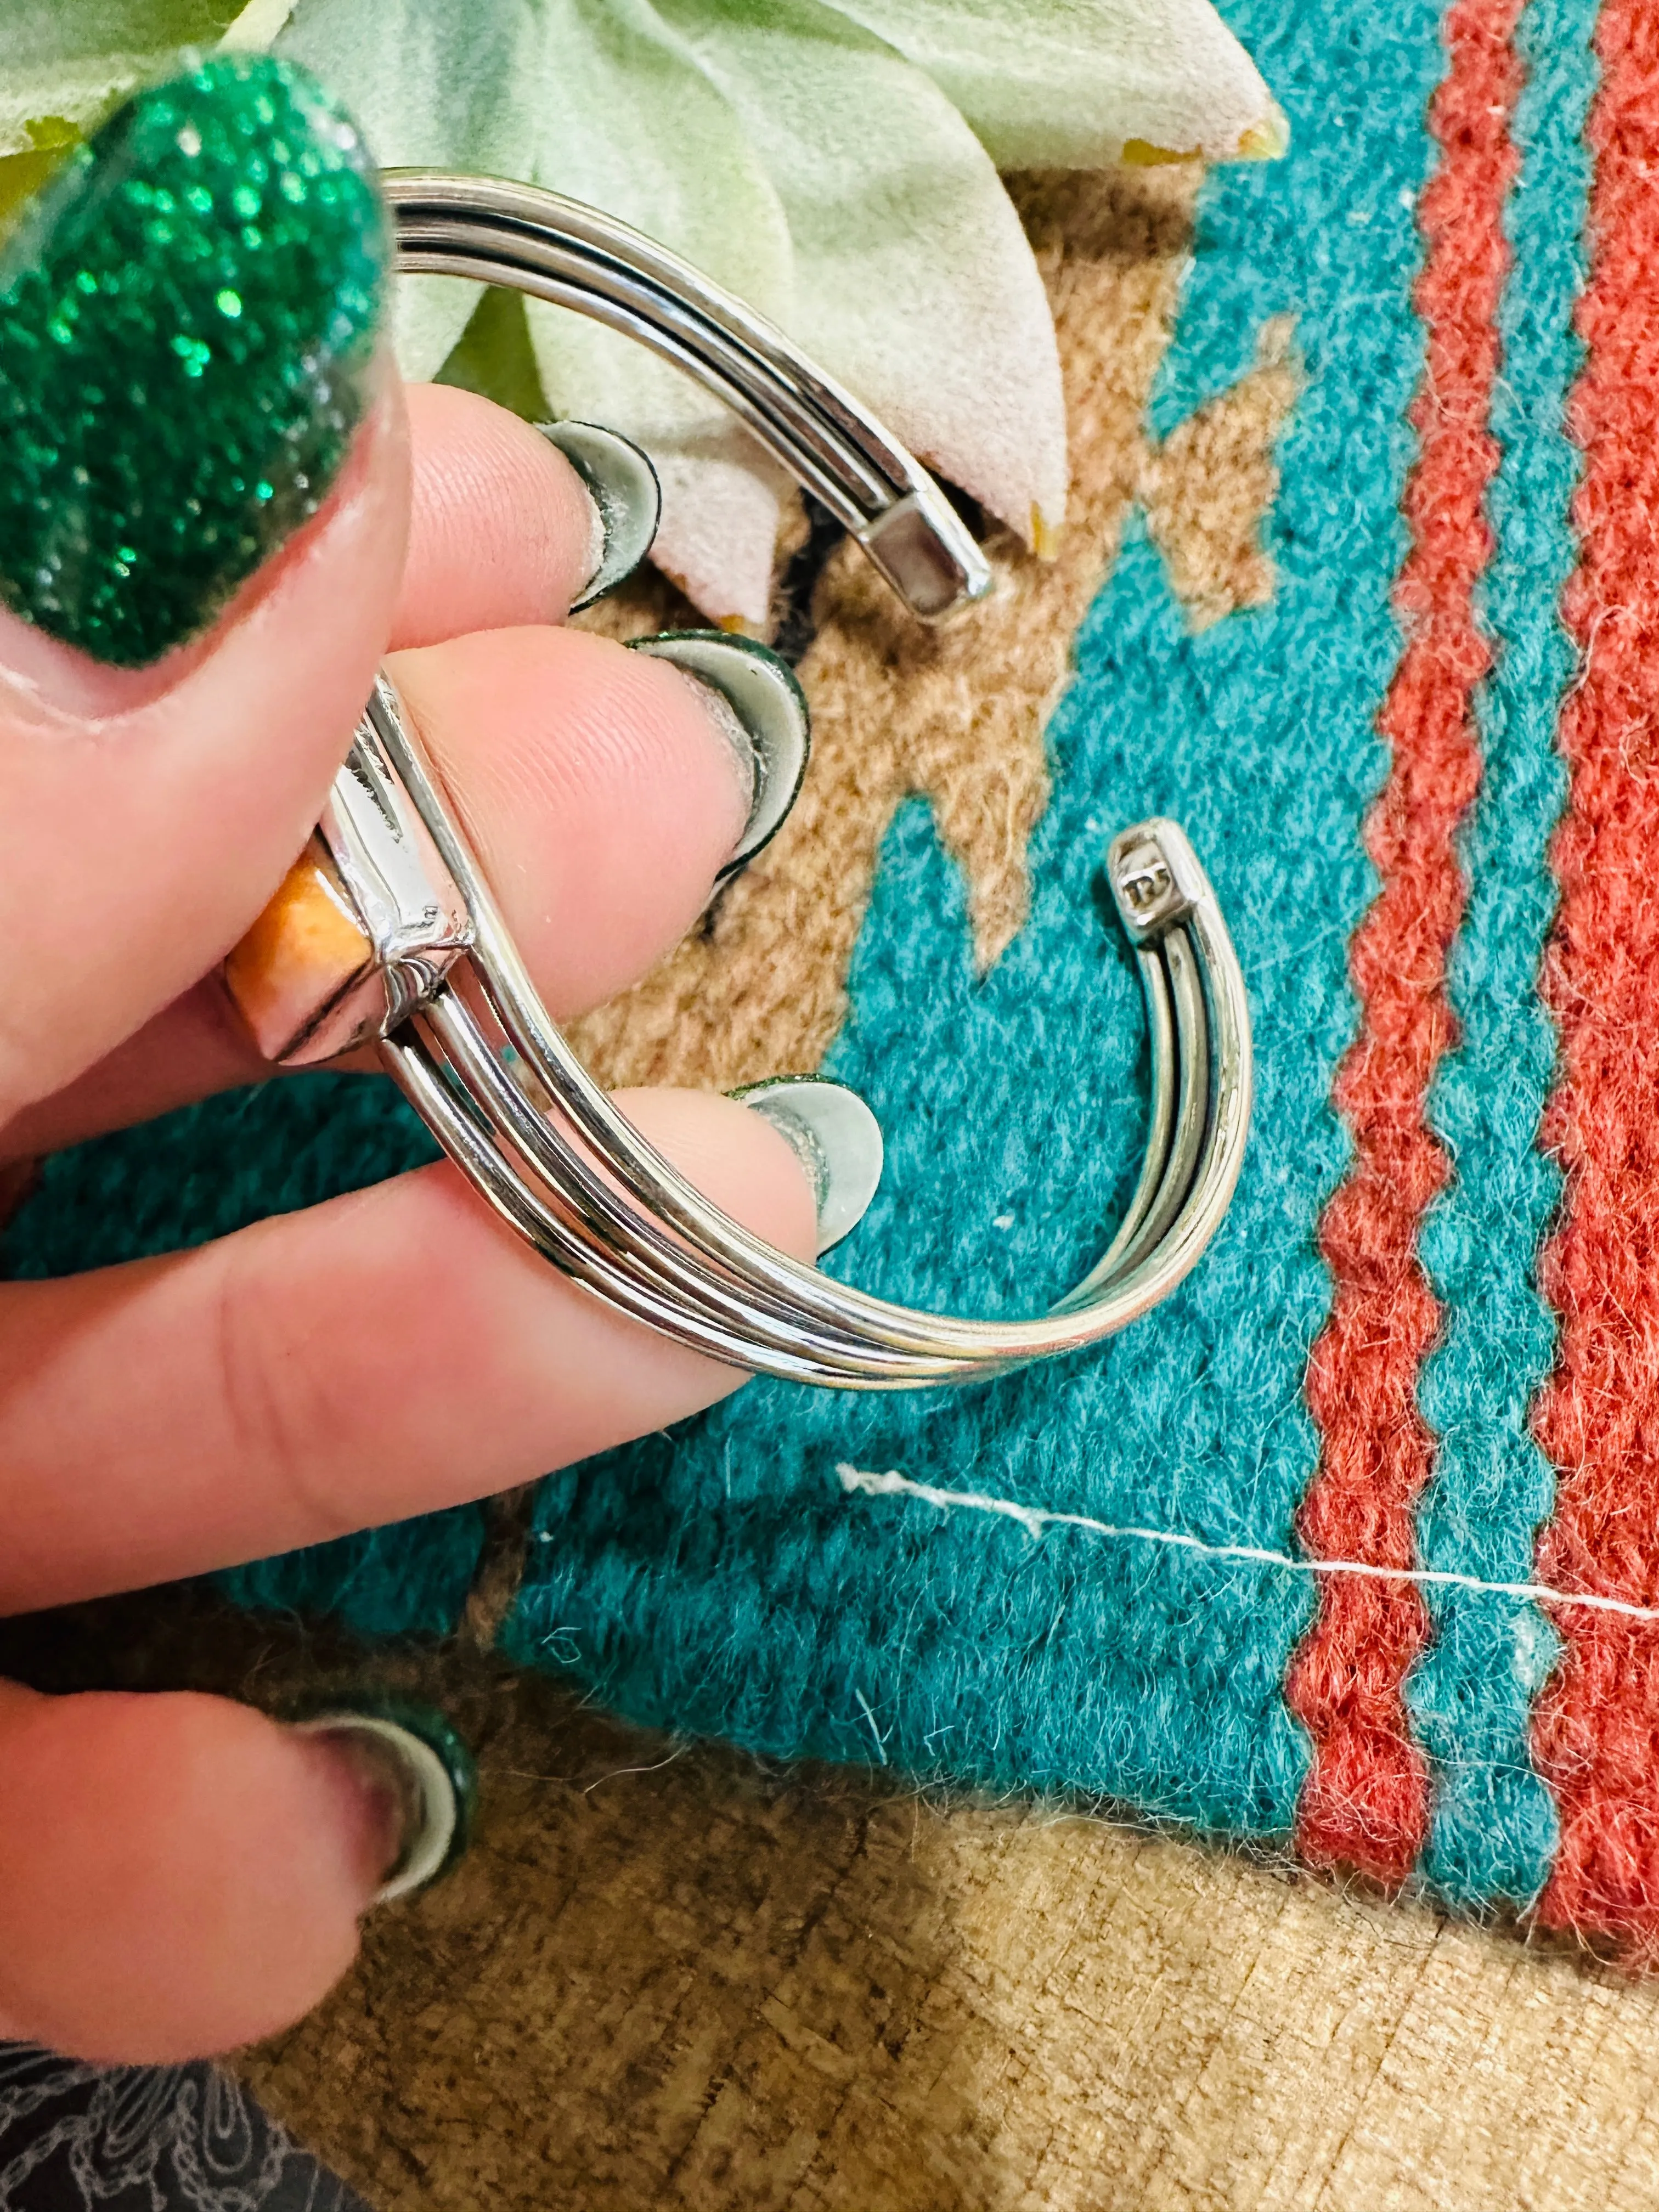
[1532,0,1659,1966]
[1290,0,1524,1889]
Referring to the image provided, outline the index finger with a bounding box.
[0,1087,820,1611]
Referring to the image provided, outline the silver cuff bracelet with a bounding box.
[224,172,1252,1392]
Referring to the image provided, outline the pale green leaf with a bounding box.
[1,0,239,153]
[278,0,541,376]
[830,0,1285,167]
[648,438,795,634]
[657,0,1066,548]
[514,0,797,624]
[432,286,551,425]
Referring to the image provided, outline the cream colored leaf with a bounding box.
[219,0,299,48]
[831,0,1286,166]
[648,442,790,631]
[277,0,541,376]
[657,0,1066,549]
[516,0,796,627]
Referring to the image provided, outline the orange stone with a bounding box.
[225,839,374,1063]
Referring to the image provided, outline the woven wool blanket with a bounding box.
[14,0,1659,1965]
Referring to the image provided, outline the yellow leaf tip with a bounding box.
[1237,103,1291,162]
[1121,139,1201,169]
[1031,505,1064,562]
[0,127,79,235]
[25,116,78,153]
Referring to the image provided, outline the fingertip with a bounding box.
[615,1086,821,1265]
[391,628,752,1012]
[0,1687,385,2063]
[0,367,411,1121]
[399,383,599,645]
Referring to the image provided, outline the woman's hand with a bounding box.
[0,57,820,2067]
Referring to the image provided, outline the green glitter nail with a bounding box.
[0,54,388,669]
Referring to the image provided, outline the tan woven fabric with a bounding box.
[237,1651,1659,2212]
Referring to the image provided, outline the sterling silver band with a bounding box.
[385,170,991,623]
[240,173,1252,1390]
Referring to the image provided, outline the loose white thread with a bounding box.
[836,1464,1659,1626]
[853,1689,890,1764]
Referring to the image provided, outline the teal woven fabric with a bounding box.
[1406,0,1594,1911]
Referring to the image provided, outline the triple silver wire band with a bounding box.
[385,170,991,623]
[243,173,1253,1390]
[375,672,1250,1387]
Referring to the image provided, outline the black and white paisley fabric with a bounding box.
[0,2045,369,2212]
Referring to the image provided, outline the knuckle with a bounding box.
[210,1244,356,1549]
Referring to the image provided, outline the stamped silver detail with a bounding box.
[275,677,472,1068]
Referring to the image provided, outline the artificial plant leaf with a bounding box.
[276,0,542,377]
[515,0,797,624]
[2,0,240,154]
[433,285,551,425]
[648,440,797,635]
[830,0,1286,167]
[657,0,1066,550]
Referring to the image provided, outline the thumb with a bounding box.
[0,52,408,1122]
[0,1681,408,2063]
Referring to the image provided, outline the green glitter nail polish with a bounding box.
[0,53,388,669]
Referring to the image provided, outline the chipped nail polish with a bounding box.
[627,630,811,883]
[538,420,662,609]
[0,52,388,669]
[294,1700,477,1906]
[731,1077,884,1254]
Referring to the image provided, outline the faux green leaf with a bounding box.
[513,0,797,624]
[2,0,240,154]
[658,0,1066,556]
[831,0,1287,166]
[277,0,541,377]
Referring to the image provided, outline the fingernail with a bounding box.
[628,631,810,884]
[293,1702,477,1906]
[0,53,388,670]
[730,1077,883,1254]
[538,420,661,610]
